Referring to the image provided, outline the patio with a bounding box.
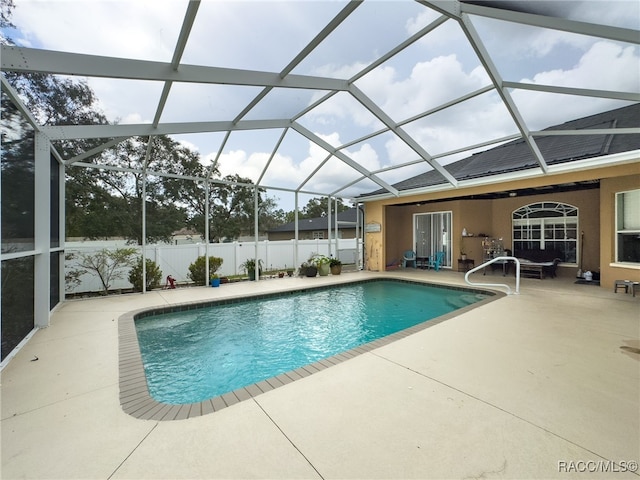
[1,270,638,479]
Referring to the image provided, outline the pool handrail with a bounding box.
[464,256,520,295]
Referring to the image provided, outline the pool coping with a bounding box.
[118,277,504,421]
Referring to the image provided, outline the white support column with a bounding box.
[141,173,147,293]
[254,187,259,281]
[34,132,51,328]
[141,137,153,293]
[59,161,66,300]
[294,192,299,269]
[334,197,339,257]
[327,196,332,256]
[205,181,210,283]
[356,203,362,270]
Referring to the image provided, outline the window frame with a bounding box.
[512,202,579,264]
[615,189,640,264]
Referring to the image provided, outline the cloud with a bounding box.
[355,54,490,121]
[513,41,640,129]
[525,42,639,91]
[6,0,638,206]
[13,0,184,59]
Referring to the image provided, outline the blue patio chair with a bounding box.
[427,251,445,271]
[402,250,417,268]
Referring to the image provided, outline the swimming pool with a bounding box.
[130,279,491,409]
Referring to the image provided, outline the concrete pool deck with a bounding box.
[1,269,638,479]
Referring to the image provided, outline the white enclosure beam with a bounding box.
[458,1,640,45]
[233,0,361,125]
[292,122,399,196]
[0,76,41,132]
[297,153,333,191]
[152,0,201,126]
[350,14,450,83]
[503,82,640,102]
[532,128,640,136]
[348,84,459,186]
[64,137,129,165]
[460,12,549,173]
[337,84,494,152]
[34,133,51,328]
[257,128,288,185]
[40,119,292,140]
[141,137,154,293]
[1,46,349,92]
[422,1,639,45]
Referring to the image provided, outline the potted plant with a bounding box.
[240,258,263,281]
[312,254,331,276]
[301,261,317,277]
[329,258,342,275]
[210,274,221,287]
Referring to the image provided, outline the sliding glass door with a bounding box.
[414,211,452,268]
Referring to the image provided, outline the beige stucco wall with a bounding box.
[600,173,640,289]
[364,203,385,271]
[487,189,600,278]
[363,162,639,288]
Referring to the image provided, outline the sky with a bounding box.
[4,0,640,210]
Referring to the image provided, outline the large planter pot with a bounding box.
[317,263,330,276]
[210,278,221,287]
[330,264,342,275]
[305,266,318,277]
[247,268,257,281]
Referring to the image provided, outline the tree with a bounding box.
[0,0,15,29]
[1,92,35,245]
[76,136,198,244]
[1,6,284,245]
[294,197,351,220]
[76,248,137,295]
[2,15,199,244]
[187,174,278,242]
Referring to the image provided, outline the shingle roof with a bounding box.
[268,208,361,233]
[362,103,640,196]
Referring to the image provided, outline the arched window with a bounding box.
[512,202,578,263]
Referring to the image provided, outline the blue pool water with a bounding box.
[135,280,488,404]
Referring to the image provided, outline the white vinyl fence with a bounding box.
[65,239,363,294]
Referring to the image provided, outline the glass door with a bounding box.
[414,211,452,268]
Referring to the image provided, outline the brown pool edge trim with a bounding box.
[118,278,504,421]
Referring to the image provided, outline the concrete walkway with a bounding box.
[2,270,638,479]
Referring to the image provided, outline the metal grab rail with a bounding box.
[464,256,521,295]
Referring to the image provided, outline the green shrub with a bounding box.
[188,256,223,285]
[128,257,163,292]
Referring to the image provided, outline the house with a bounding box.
[359,103,640,290]
[171,228,202,245]
[267,208,363,241]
